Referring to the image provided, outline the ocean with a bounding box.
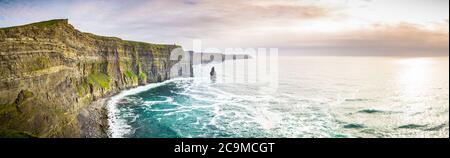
[107,56,449,138]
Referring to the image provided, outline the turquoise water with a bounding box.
[108,57,449,138]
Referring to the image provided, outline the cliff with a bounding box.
[0,19,183,137]
[194,52,250,64]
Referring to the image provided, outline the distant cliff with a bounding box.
[194,52,250,64]
[0,19,184,137]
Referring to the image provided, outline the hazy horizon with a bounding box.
[0,0,448,56]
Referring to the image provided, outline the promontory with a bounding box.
[0,19,185,138]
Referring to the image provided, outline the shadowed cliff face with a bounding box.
[0,19,183,137]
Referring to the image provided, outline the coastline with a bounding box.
[78,97,109,138]
[82,79,186,138]
[78,84,141,138]
[0,19,184,137]
[78,86,139,138]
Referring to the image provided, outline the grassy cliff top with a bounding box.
[0,19,68,30]
[0,19,182,48]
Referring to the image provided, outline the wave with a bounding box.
[343,123,365,129]
[424,123,448,131]
[143,96,174,106]
[395,122,449,131]
[345,98,371,102]
[396,124,428,129]
[358,109,385,114]
[107,78,192,138]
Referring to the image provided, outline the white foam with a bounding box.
[143,96,174,107]
[107,78,191,138]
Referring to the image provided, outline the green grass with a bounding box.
[124,70,138,83]
[82,32,121,41]
[125,40,181,53]
[86,72,111,90]
[119,59,135,84]
[75,81,90,97]
[139,71,147,83]
[0,19,68,30]
[0,128,37,138]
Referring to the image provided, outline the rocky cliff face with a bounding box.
[0,19,183,137]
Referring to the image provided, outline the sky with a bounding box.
[0,0,448,56]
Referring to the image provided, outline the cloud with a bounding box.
[87,0,331,37]
[270,21,449,56]
[0,0,448,56]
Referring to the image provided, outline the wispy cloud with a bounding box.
[0,0,448,56]
[272,21,449,56]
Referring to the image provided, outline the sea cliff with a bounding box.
[0,19,184,137]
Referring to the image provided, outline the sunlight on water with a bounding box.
[108,57,449,138]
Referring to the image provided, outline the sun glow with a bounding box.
[394,58,435,117]
[396,58,434,91]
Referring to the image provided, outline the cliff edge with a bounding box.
[0,19,183,137]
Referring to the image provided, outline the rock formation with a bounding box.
[0,19,184,137]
